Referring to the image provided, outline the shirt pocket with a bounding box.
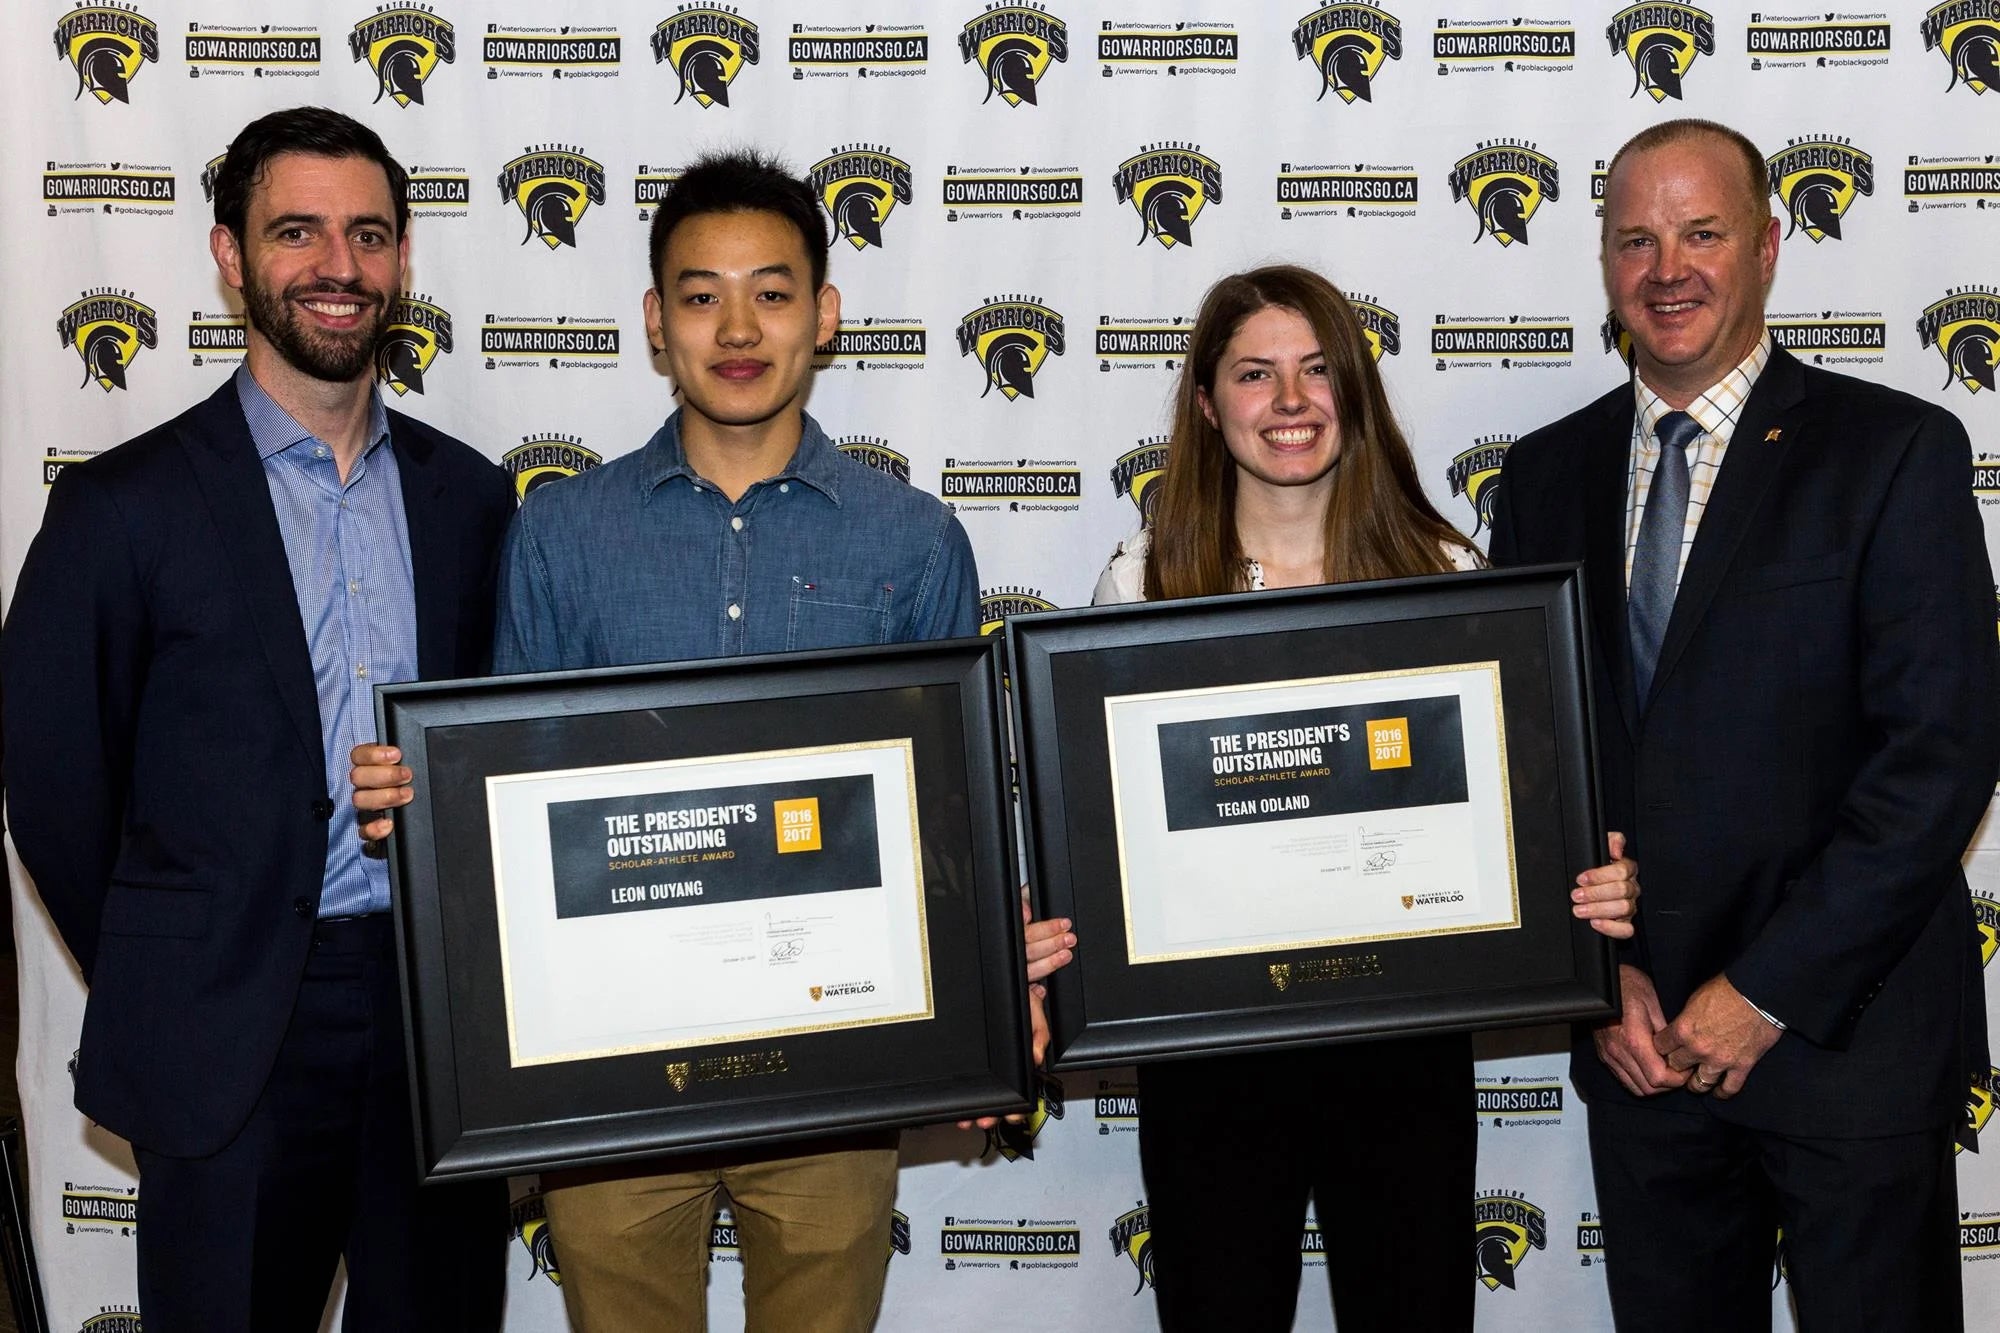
[785,575,893,650]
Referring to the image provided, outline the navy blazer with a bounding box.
[3,379,514,1157]
[1489,347,2000,1138]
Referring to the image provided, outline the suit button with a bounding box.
[293,897,313,918]
[311,798,336,820]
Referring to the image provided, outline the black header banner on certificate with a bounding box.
[546,776,883,919]
[1155,697,1469,833]
[1008,564,1617,1070]
[375,637,1032,1181]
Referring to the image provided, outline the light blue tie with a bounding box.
[1629,410,1701,706]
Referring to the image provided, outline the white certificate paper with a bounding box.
[486,739,931,1067]
[1106,663,1517,964]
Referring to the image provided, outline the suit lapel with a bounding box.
[1584,391,1641,741]
[390,413,459,680]
[1648,348,1808,703]
[176,381,322,769]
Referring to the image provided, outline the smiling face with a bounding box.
[211,152,405,384]
[644,208,839,442]
[1199,304,1342,496]
[1602,134,1779,404]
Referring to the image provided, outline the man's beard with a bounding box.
[242,270,389,383]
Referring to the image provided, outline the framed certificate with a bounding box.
[376,637,1031,1181]
[1007,563,1616,1069]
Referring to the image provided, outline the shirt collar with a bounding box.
[234,365,391,463]
[640,409,845,505]
[1633,330,1773,443]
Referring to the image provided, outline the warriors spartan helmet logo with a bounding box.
[1924,1,2000,96]
[808,147,914,251]
[1448,143,1560,247]
[987,1073,1065,1160]
[1292,4,1405,104]
[375,296,454,396]
[980,589,1059,637]
[1767,139,1874,244]
[511,1194,563,1285]
[1975,888,1999,968]
[1964,1065,2000,1152]
[1113,145,1223,249]
[960,5,1070,107]
[1601,310,1637,366]
[1110,441,1170,525]
[1447,438,1512,536]
[1606,4,1714,102]
[55,5,160,105]
[1109,1205,1155,1293]
[503,435,602,503]
[1473,1192,1548,1291]
[349,8,456,107]
[59,290,157,393]
[498,147,607,249]
[958,298,1067,400]
[1351,299,1402,362]
[653,8,760,108]
[1918,289,2000,394]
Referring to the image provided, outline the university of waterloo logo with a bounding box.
[1113,143,1222,248]
[1601,310,1637,366]
[56,4,159,104]
[654,6,759,107]
[979,587,1058,636]
[511,1192,562,1285]
[986,1072,1065,1158]
[1109,1203,1154,1292]
[1768,137,1874,244]
[1351,295,1400,361]
[1963,1065,2000,1153]
[836,436,911,482]
[60,288,155,392]
[1448,141,1559,246]
[1474,1190,1547,1290]
[809,145,914,251]
[1448,436,1511,536]
[1292,3,1403,103]
[503,434,601,503]
[498,145,606,249]
[961,4,1068,106]
[375,295,452,397]
[1925,2,2000,95]
[1606,4,1712,101]
[1111,438,1169,525]
[959,296,1066,399]
[1918,287,2000,393]
[350,5,455,107]
[199,151,227,204]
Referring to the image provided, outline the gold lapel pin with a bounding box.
[1763,428,1783,442]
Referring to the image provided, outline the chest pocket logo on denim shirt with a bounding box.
[786,575,892,649]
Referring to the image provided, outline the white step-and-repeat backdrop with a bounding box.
[3,3,1997,1329]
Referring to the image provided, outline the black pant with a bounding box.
[134,915,507,1332]
[1587,1098,1961,1333]
[1137,1033,1476,1333]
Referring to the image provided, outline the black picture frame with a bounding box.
[376,637,1031,1181]
[1007,563,1617,1070]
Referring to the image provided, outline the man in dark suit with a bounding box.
[1489,118,2000,1330]
[2,107,511,1330]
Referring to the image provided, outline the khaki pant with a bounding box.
[542,1143,899,1333]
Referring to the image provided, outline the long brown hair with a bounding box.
[1144,265,1477,600]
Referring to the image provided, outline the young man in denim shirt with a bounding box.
[357,152,994,1331]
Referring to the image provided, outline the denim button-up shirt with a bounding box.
[494,410,978,673]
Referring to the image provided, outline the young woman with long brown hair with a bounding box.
[1089,265,1639,1330]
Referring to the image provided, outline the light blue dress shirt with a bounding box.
[237,369,417,918]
